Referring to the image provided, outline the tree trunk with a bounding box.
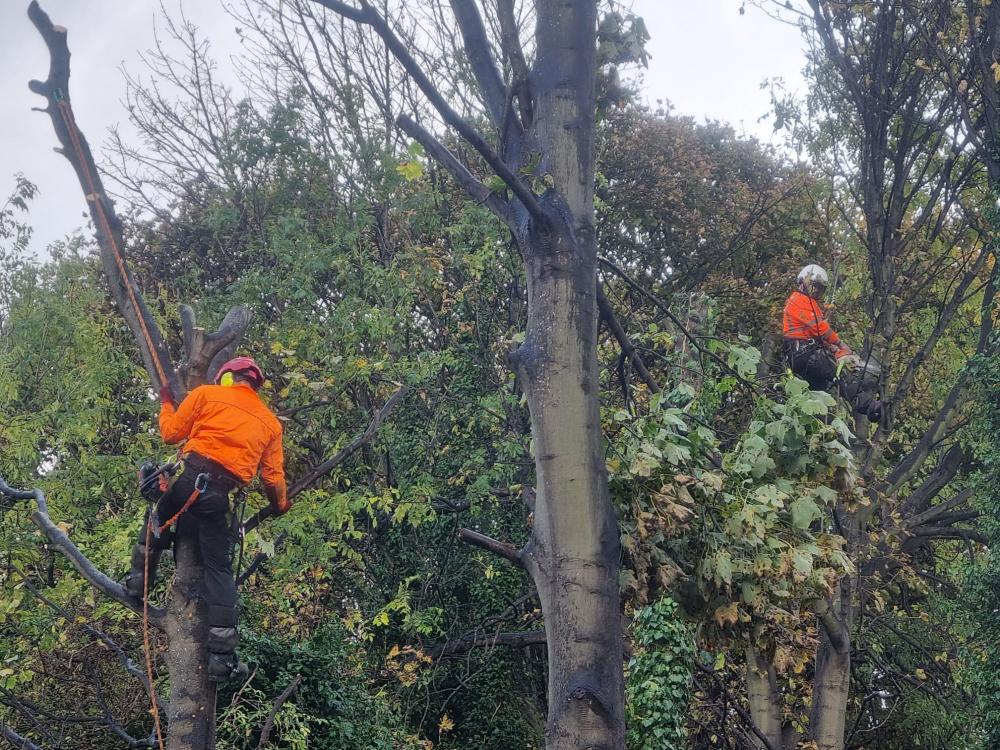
[746,648,782,750]
[808,577,853,750]
[509,3,624,747]
[164,534,217,750]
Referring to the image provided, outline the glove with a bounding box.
[265,482,291,516]
[159,385,175,406]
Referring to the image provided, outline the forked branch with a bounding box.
[0,478,166,628]
[311,0,545,223]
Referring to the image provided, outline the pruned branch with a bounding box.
[0,478,166,628]
[458,528,525,567]
[27,1,175,391]
[178,304,253,393]
[907,526,987,544]
[426,629,545,658]
[903,487,974,530]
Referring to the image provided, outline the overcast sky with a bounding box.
[0,1,807,258]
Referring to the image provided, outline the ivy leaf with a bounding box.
[714,550,734,585]
[790,497,822,529]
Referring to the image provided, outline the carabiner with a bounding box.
[194,473,210,494]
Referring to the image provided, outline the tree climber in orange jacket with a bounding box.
[783,265,882,422]
[123,356,291,682]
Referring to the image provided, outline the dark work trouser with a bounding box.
[784,339,836,392]
[139,466,238,629]
[785,339,882,421]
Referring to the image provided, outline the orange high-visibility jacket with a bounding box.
[159,382,286,492]
[782,290,849,358]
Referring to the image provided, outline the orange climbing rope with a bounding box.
[139,477,206,750]
[53,93,169,388]
[53,90,173,749]
[141,520,166,750]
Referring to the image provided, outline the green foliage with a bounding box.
[626,597,694,750]
[219,625,421,750]
[611,363,856,682]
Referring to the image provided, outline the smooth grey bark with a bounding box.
[746,648,782,750]
[507,4,625,745]
[309,1,624,746]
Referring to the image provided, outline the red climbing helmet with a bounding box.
[215,356,265,389]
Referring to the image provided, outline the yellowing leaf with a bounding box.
[438,714,455,733]
[396,160,424,181]
[713,602,739,628]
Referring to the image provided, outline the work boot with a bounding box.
[207,626,248,683]
[207,652,249,683]
[122,544,162,599]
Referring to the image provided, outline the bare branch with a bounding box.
[396,114,508,219]
[426,629,545,658]
[0,722,42,750]
[242,385,409,534]
[904,488,976,530]
[27,1,175,390]
[20,578,166,722]
[311,0,546,223]
[0,478,165,628]
[447,0,507,125]
[496,0,532,126]
[597,285,660,394]
[458,528,524,567]
[256,674,302,750]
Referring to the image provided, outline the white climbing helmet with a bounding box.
[797,264,829,290]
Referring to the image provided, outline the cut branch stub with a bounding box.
[178,304,252,394]
[458,527,526,568]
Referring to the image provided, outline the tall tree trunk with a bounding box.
[511,3,624,746]
[164,535,217,750]
[28,7,251,747]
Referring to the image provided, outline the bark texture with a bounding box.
[310,1,626,746]
[512,3,625,746]
[28,4,251,746]
[746,648,782,750]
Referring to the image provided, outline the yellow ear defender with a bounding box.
[219,372,235,387]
